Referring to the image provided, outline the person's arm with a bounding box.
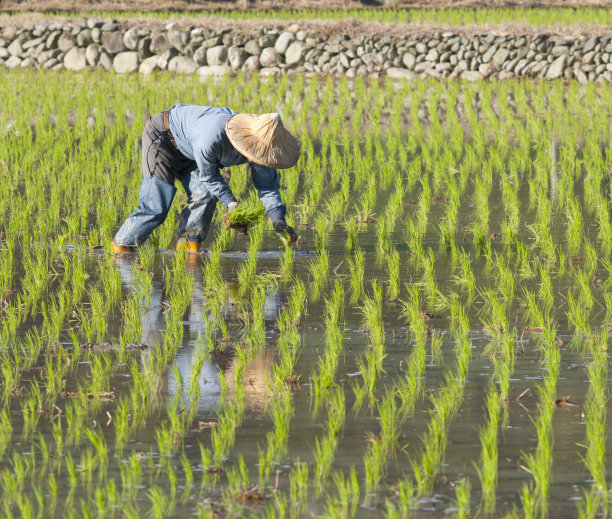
[250,163,286,222]
[251,163,298,243]
[194,138,237,208]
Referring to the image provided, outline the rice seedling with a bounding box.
[0,65,609,519]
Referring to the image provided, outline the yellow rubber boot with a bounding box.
[111,241,133,253]
[176,241,201,253]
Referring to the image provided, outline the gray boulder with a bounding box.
[101,22,121,32]
[149,33,172,55]
[45,31,60,49]
[137,38,152,60]
[157,48,178,69]
[461,70,483,81]
[202,35,222,49]
[76,29,92,47]
[57,33,76,52]
[546,54,566,79]
[228,46,248,69]
[123,28,139,50]
[64,47,87,71]
[244,40,261,55]
[7,39,24,57]
[196,65,230,78]
[387,67,416,80]
[206,45,227,66]
[168,56,198,74]
[274,31,293,54]
[260,47,281,67]
[258,34,276,48]
[139,56,158,74]
[167,30,184,52]
[87,18,102,30]
[85,44,100,66]
[242,55,260,72]
[260,66,281,77]
[113,51,139,73]
[285,41,305,66]
[5,56,22,68]
[492,47,510,67]
[193,47,207,66]
[102,31,126,55]
[402,52,416,69]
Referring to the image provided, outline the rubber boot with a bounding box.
[111,241,133,253]
[176,240,201,253]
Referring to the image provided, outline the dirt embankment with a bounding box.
[1,13,611,39]
[1,0,610,13]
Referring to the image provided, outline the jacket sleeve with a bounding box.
[250,163,286,223]
[193,138,236,207]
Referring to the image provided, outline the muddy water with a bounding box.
[3,220,610,518]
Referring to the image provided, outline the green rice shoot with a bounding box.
[223,203,266,231]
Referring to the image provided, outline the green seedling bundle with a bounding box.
[0,67,610,518]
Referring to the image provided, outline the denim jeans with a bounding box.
[113,174,219,247]
[113,112,219,248]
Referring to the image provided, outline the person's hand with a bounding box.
[273,220,298,244]
[228,201,238,213]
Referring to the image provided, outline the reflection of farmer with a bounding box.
[112,105,299,253]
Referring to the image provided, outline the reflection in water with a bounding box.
[113,255,282,415]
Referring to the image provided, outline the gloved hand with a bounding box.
[228,201,238,213]
[273,220,298,244]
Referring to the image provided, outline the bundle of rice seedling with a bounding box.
[223,204,266,232]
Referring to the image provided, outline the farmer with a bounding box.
[111,104,299,253]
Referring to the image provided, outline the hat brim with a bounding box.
[226,114,299,169]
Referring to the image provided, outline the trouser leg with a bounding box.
[177,171,218,243]
[113,176,176,248]
[114,112,195,248]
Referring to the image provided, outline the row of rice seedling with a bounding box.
[0,68,610,517]
[27,7,612,26]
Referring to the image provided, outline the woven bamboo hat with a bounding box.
[226,113,299,169]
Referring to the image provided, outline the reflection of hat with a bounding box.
[226,113,299,169]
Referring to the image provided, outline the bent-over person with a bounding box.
[112,104,299,253]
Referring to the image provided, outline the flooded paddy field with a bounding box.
[0,69,611,518]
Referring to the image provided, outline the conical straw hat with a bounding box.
[226,113,299,169]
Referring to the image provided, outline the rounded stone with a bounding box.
[274,31,293,55]
[206,45,227,66]
[149,33,172,55]
[196,64,230,78]
[113,51,139,73]
[242,55,260,72]
[5,56,22,68]
[7,39,24,57]
[57,33,76,52]
[85,44,100,66]
[64,47,87,71]
[99,51,113,70]
[102,30,126,55]
[260,47,281,67]
[228,46,247,69]
[139,55,158,74]
[193,47,207,66]
[285,41,305,66]
[244,40,260,55]
[76,29,92,47]
[123,28,139,50]
[168,56,198,74]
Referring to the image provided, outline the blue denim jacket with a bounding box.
[168,104,286,223]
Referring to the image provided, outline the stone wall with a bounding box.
[1,19,611,82]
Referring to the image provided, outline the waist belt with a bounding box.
[162,110,178,149]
